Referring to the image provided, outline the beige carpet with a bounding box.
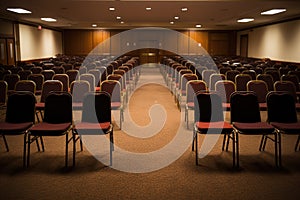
[1,64,300,199]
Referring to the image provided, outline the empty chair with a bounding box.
[88,69,101,88]
[242,70,257,80]
[53,74,69,92]
[66,69,79,86]
[28,74,44,95]
[202,69,216,88]
[274,81,298,102]
[225,70,240,82]
[3,73,20,93]
[78,66,88,75]
[219,66,232,75]
[209,73,226,91]
[263,92,300,167]
[18,70,32,80]
[235,74,251,91]
[30,67,43,74]
[247,80,268,110]
[193,92,233,166]
[27,92,73,168]
[0,92,36,167]
[41,70,55,81]
[62,63,73,72]
[80,73,95,91]
[215,80,236,111]
[281,74,300,92]
[266,69,280,82]
[72,92,114,166]
[70,80,90,110]
[52,66,65,74]
[185,80,207,129]
[230,92,276,168]
[0,80,8,107]
[257,74,274,91]
[194,66,207,79]
[177,73,198,105]
[100,80,124,130]
[15,80,36,94]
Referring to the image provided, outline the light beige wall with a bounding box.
[18,24,62,61]
[237,19,300,62]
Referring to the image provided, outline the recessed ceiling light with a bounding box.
[181,7,188,12]
[41,18,57,22]
[174,16,179,20]
[92,24,97,27]
[116,16,121,20]
[7,8,31,14]
[120,21,124,24]
[170,21,174,25]
[109,7,115,11]
[237,18,254,23]
[146,7,151,11]
[195,24,202,28]
[261,9,286,15]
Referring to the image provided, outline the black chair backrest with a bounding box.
[230,91,261,123]
[43,92,72,124]
[194,92,224,123]
[266,92,297,123]
[6,92,36,123]
[81,92,111,123]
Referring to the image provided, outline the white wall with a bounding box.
[18,24,62,61]
[237,19,300,63]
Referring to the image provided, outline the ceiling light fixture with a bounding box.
[109,7,115,11]
[41,18,57,22]
[237,18,254,23]
[7,8,31,14]
[174,16,179,20]
[170,21,174,25]
[120,21,124,24]
[181,7,188,12]
[116,16,121,20]
[92,24,97,27]
[146,7,151,11]
[261,9,286,15]
[195,24,202,28]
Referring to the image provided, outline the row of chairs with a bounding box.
[0,91,113,168]
[193,91,300,168]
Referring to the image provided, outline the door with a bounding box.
[0,38,7,65]
[240,34,248,57]
[6,39,15,65]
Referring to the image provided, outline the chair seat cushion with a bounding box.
[222,103,231,111]
[186,102,194,109]
[0,122,33,134]
[29,122,72,136]
[195,121,233,134]
[233,122,274,134]
[111,102,122,108]
[35,102,45,110]
[74,122,112,134]
[271,122,300,134]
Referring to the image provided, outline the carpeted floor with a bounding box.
[0,64,300,199]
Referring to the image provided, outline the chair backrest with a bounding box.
[180,73,198,91]
[246,80,268,103]
[53,74,69,92]
[62,63,73,72]
[5,92,36,123]
[4,74,20,91]
[281,74,300,91]
[41,70,55,81]
[107,74,125,90]
[266,70,280,82]
[242,70,257,80]
[52,66,65,74]
[40,80,63,103]
[219,67,232,75]
[100,80,121,103]
[31,67,43,74]
[209,74,226,91]
[43,92,72,124]
[80,73,95,91]
[194,92,224,122]
[266,91,297,123]
[15,80,36,94]
[78,66,87,75]
[88,69,101,87]
[225,70,240,82]
[96,66,107,82]
[274,80,297,102]
[81,92,112,123]
[257,74,274,91]
[186,80,207,103]
[0,80,8,104]
[215,80,236,103]
[230,91,261,123]
[18,70,32,80]
[202,69,216,87]
[28,74,44,91]
[66,69,79,85]
[70,80,90,103]
[235,74,252,91]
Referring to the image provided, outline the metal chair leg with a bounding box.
[2,135,9,152]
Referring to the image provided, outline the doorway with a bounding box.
[240,34,248,57]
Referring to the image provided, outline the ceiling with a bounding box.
[1,0,300,30]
